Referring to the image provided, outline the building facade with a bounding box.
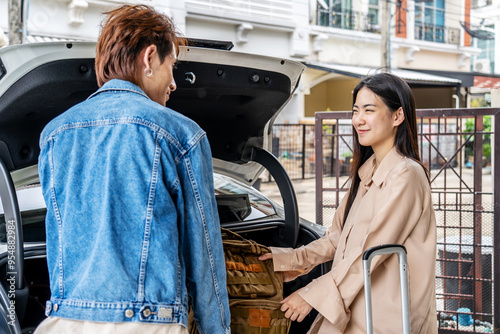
[303,0,483,118]
[466,0,500,107]
[470,0,498,75]
[0,0,490,122]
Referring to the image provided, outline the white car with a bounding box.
[0,40,328,333]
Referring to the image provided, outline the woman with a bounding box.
[35,5,230,334]
[260,73,437,333]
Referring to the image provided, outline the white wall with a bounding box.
[276,93,304,124]
[312,30,382,67]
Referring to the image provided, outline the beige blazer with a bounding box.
[271,147,437,334]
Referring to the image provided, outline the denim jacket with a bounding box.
[38,79,231,333]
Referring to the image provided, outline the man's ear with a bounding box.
[394,107,405,126]
[142,44,157,70]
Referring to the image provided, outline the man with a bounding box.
[35,5,230,334]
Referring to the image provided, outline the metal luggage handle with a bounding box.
[362,244,410,334]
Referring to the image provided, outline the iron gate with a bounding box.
[314,108,500,333]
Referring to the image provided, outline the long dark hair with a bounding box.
[342,72,428,225]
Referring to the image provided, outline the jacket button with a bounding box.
[125,309,134,318]
[143,308,152,317]
[45,302,52,313]
[53,304,59,311]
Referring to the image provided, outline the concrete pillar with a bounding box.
[0,26,6,47]
[8,0,23,44]
[492,90,500,107]
[491,89,499,186]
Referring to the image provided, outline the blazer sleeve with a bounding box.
[270,194,347,274]
[298,165,428,330]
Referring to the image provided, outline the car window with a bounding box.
[0,173,278,243]
[214,173,277,222]
[0,208,47,243]
[0,186,46,243]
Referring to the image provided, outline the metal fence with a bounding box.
[269,123,353,181]
[415,23,462,45]
[317,8,379,33]
[313,108,500,333]
[269,124,314,181]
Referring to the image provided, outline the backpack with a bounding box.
[189,228,291,334]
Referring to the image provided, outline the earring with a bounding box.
[144,68,153,77]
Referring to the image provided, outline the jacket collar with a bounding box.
[358,146,405,188]
[88,79,150,101]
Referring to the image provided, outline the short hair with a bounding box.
[95,4,184,87]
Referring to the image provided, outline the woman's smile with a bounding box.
[352,87,403,162]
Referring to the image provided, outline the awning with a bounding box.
[401,68,474,87]
[474,76,500,89]
[306,62,462,87]
[25,35,93,44]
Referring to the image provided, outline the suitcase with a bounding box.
[362,244,411,334]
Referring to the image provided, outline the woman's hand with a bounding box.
[258,252,306,282]
[280,289,313,322]
[258,253,272,261]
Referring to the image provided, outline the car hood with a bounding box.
[0,41,305,186]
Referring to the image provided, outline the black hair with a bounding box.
[343,72,428,225]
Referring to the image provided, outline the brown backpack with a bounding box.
[189,228,291,334]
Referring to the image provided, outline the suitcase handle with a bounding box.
[362,244,410,334]
[221,227,247,241]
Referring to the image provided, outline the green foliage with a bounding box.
[323,124,333,134]
[464,115,491,161]
[464,115,491,137]
[483,142,491,159]
[341,151,353,158]
[470,97,489,108]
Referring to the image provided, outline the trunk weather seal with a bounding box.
[250,147,299,247]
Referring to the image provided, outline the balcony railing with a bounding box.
[318,8,462,46]
[317,8,379,33]
[415,23,461,45]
